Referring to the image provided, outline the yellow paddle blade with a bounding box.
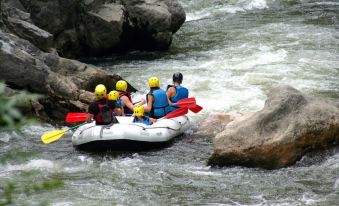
[41,129,68,144]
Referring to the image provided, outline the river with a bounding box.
[1,0,338,205]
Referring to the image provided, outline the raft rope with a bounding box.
[77,116,189,136]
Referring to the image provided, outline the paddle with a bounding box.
[41,122,88,144]
[66,113,88,123]
[174,97,196,108]
[189,104,203,113]
[162,107,188,119]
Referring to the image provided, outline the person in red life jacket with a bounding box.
[144,77,171,119]
[166,72,189,112]
[116,80,134,116]
[132,105,156,125]
[86,84,119,125]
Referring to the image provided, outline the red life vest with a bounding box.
[94,100,113,124]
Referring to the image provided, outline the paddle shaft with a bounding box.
[43,122,88,143]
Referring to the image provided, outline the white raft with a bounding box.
[71,115,190,150]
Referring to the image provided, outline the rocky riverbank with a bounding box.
[0,0,185,122]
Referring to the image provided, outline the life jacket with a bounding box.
[116,99,122,107]
[168,85,189,111]
[133,116,151,125]
[119,91,133,115]
[147,88,170,118]
[94,100,113,125]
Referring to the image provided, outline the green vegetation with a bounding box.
[0,171,64,205]
[0,178,64,206]
[0,82,39,129]
[0,151,39,164]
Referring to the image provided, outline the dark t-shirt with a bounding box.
[88,99,116,116]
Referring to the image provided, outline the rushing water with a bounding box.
[1,0,339,205]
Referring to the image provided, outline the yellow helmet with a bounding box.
[148,77,159,88]
[133,105,145,117]
[108,90,119,101]
[116,80,127,92]
[95,84,107,99]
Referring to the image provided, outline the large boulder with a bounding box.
[0,31,134,121]
[82,3,125,53]
[121,0,184,50]
[208,85,339,169]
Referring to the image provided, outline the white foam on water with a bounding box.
[229,49,288,71]
[185,0,269,22]
[299,193,325,205]
[334,178,339,190]
[52,202,73,206]
[186,10,212,22]
[5,159,55,172]
[0,133,11,142]
[243,0,268,10]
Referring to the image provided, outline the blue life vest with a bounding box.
[133,116,151,125]
[147,88,170,118]
[169,85,189,111]
[116,99,122,107]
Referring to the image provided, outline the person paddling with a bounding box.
[133,105,156,125]
[166,72,189,111]
[86,84,119,125]
[144,77,171,118]
[116,80,134,116]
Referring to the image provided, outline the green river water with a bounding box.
[1,0,338,205]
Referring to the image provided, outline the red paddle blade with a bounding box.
[189,104,203,113]
[66,112,87,123]
[175,97,196,108]
[163,108,188,119]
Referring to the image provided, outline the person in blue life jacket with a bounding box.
[86,84,120,125]
[166,72,189,111]
[133,105,156,125]
[116,80,134,116]
[144,77,171,119]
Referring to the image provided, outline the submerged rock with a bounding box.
[208,85,339,169]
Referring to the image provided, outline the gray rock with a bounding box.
[0,31,128,121]
[82,3,125,53]
[195,113,236,138]
[122,0,174,49]
[4,7,31,22]
[7,17,53,51]
[2,0,186,57]
[163,0,186,33]
[208,85,339,169]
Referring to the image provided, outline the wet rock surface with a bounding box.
[0,31,129,121]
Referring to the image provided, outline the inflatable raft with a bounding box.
[71,115,190,151]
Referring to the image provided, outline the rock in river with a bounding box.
[208,85,339,169]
